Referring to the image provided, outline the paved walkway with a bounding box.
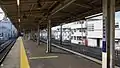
[0,38,102,68]
[23,40,101,68]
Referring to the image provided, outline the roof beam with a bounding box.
[72,3,92,9]
[38,1,61,23]
[63,7,101,23]
[0,0,56,5]
[50,0,76,16]
[9,9,47,14]
[39,0,76,24]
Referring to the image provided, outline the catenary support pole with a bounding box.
[46,20,52,53]
[102,0,115,68]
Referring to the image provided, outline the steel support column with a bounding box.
[85,20,88,46]
[30,29,32,40]
[102,0,115,68]
[60,24,62,45]
[80,20,84,45]
[46,20,52,53]
[37,25,40,45]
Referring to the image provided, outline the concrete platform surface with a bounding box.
[0,38,102,68]
[0,38,20,68]
[23,40,101,68]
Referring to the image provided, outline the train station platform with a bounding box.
[0,38,20,68]
[1,37,102,68]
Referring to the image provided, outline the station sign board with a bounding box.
[102,18,106,52]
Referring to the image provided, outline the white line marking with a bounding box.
[29,56,58,60]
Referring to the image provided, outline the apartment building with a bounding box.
[40,15,120,50]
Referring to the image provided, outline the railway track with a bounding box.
[0,39,16,64]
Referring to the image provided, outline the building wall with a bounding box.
[115,29,120,39]
[41,16,120,50]
[87,39,97,47]
[71,21,87,45]
[87,16,120,48]
[87,19,103,38]
[52,28,71,41]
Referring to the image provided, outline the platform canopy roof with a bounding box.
[0,0,120,32]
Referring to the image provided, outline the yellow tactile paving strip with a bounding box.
[20,37,30,68]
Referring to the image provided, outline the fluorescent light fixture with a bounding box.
[18,18,20,22]
[17,0,20,6]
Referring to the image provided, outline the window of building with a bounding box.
[115,25,119,28]
[77,28,86,32]
[76,28,81,32]
[77,36,81,40]
[71,36,73,39]
[72,31,74,34]
[115,22,119,28]
[88,24,94,31]
[79,28,81,32]
[68,36,69,38]
[57,28,59,31]
[74,36,76,40]
[83,28,87,32]
[74,29,76,32]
